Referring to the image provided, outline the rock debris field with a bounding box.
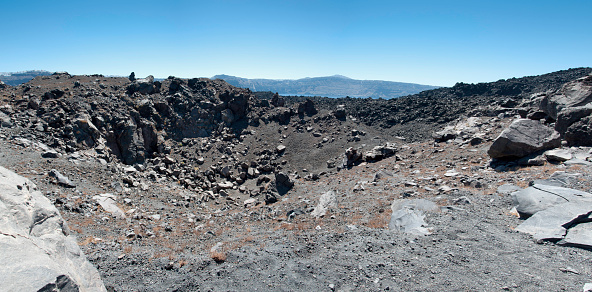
[1,68,592,291]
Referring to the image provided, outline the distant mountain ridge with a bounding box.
[212,74,439,99]
[0,70,53,86]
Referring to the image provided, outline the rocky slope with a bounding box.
[1,68,592,291]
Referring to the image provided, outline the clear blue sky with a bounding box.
[2,0,591,86]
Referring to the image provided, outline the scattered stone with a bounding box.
[373,170,394,181]
[244,198,257,208]
[49,169,76,188]
[93,193,126,219]
[453,196,471,205]
[275,172,294,195]
[444,170,459,177]
[311,190,337,218]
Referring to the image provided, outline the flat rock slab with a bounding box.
[512,184,592,217]
[515,201,592,241]
[545,149,572,162]
[531,171,580,188]
[560,222,592,249]
[389,199,438,236]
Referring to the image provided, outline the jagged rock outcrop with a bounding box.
[297,98,317,117]
[540,74,592,145]
[0,166,106,291]
[541,74,592,120]
[488,119,561,159]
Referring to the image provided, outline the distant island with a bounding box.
[0,70,53,86]
[212,74,439,99]
[1,71,439,99]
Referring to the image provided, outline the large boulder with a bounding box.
[274,172,294,195]
[512,182,592,249]
[488,119,561,159]
[564,115,592,146]
[432,117,483,143]
[0,111,12,128]
[363,143,397,161]
[73,115,101,148]
[0,166,106,291]
[297,99,318,116]
[540,74,592,120]
[540,74,592,146]
[127,75,158,95]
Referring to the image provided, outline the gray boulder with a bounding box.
[311,190,337,218]
[561,222,592,249]
[488,119,561,159]
[564,115,592,146]
[540,74,592,120]
[73,116,101,148]
[540,74,592,146]
[0,111,12,127]
[0,166,106,291]
[127,75,157,95]
[106,118,158,165]
[342,147,362,168]
[275,172,294,195]
[363,143,397,161]
[530,171,580,187]
[333,104,346,120]
[554,104,592,135]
